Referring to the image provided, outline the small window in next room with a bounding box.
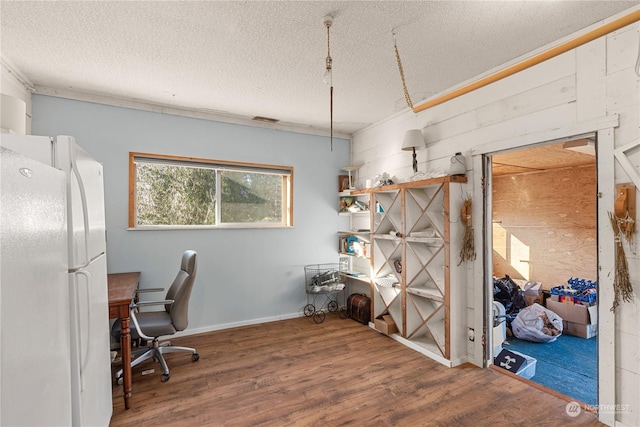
[129,152,293,229]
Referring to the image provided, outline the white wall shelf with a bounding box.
[338,189,373,291]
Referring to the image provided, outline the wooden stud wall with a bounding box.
[491,164,597,288]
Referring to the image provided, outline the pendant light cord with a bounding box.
[326,18,334,150]
[393,31,413,109]
[330,86,333,151]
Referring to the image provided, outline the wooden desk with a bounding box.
[108,272,140,410]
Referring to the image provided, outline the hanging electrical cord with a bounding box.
[393,30,414,109]
[324,15,334,151]
[330,86,334,151]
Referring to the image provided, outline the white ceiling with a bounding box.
[1,1,637,136]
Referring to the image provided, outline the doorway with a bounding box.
[485,135,598,406]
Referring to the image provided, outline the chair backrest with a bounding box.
[165,250,197,332]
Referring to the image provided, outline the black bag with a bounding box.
[347,293,371,325]
[493,275,527,328]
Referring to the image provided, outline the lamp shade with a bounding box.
[401,129,426,151]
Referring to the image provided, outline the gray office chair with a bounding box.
[112,250,199,382]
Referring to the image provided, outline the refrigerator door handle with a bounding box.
[74,268,92,392]
[71,153,91,269]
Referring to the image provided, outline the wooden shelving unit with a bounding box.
[368,176,468,367]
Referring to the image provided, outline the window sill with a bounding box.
[128,224,293,231]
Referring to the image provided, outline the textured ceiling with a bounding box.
[1,1,638,136]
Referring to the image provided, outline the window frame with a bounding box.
[128,152,294,229]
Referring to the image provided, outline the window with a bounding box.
[129,152,293,229]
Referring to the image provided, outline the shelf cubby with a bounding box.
[372,190,402,236]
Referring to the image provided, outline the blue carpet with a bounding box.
[503,333,597,406]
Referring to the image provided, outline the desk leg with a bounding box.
[120,316,132,410]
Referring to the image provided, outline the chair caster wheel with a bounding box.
[192,353,200,362]
[161,373,170,382]
[115,375,123,386]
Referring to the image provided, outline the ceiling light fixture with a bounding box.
[323,14,334,151]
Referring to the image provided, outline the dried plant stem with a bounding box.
[609,212,634,312]
[458,198,476,265]
[621,211,636,244]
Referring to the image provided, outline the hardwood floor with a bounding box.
[110,315,602,426]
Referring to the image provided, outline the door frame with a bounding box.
[470,116,618,425]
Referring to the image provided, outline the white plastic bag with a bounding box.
[512,303,563,343]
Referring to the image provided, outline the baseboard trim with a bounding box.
[172,312,306,338]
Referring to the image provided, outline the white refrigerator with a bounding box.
[0,134,112,426]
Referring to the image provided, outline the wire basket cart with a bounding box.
[304,262,349,323]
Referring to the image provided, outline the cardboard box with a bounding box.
[525,294,543,307]
[546,297,597,326]
[374,315,398,335]
[524,281,542,306]
[563,321,597,339]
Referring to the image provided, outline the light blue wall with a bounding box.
[32,94,350,333]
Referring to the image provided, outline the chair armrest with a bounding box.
[129,299,176,341]
[136,287,165,293]
[131,299,175,308]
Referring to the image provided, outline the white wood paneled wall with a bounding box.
[352,17,639,426]
[608,22,640,427]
